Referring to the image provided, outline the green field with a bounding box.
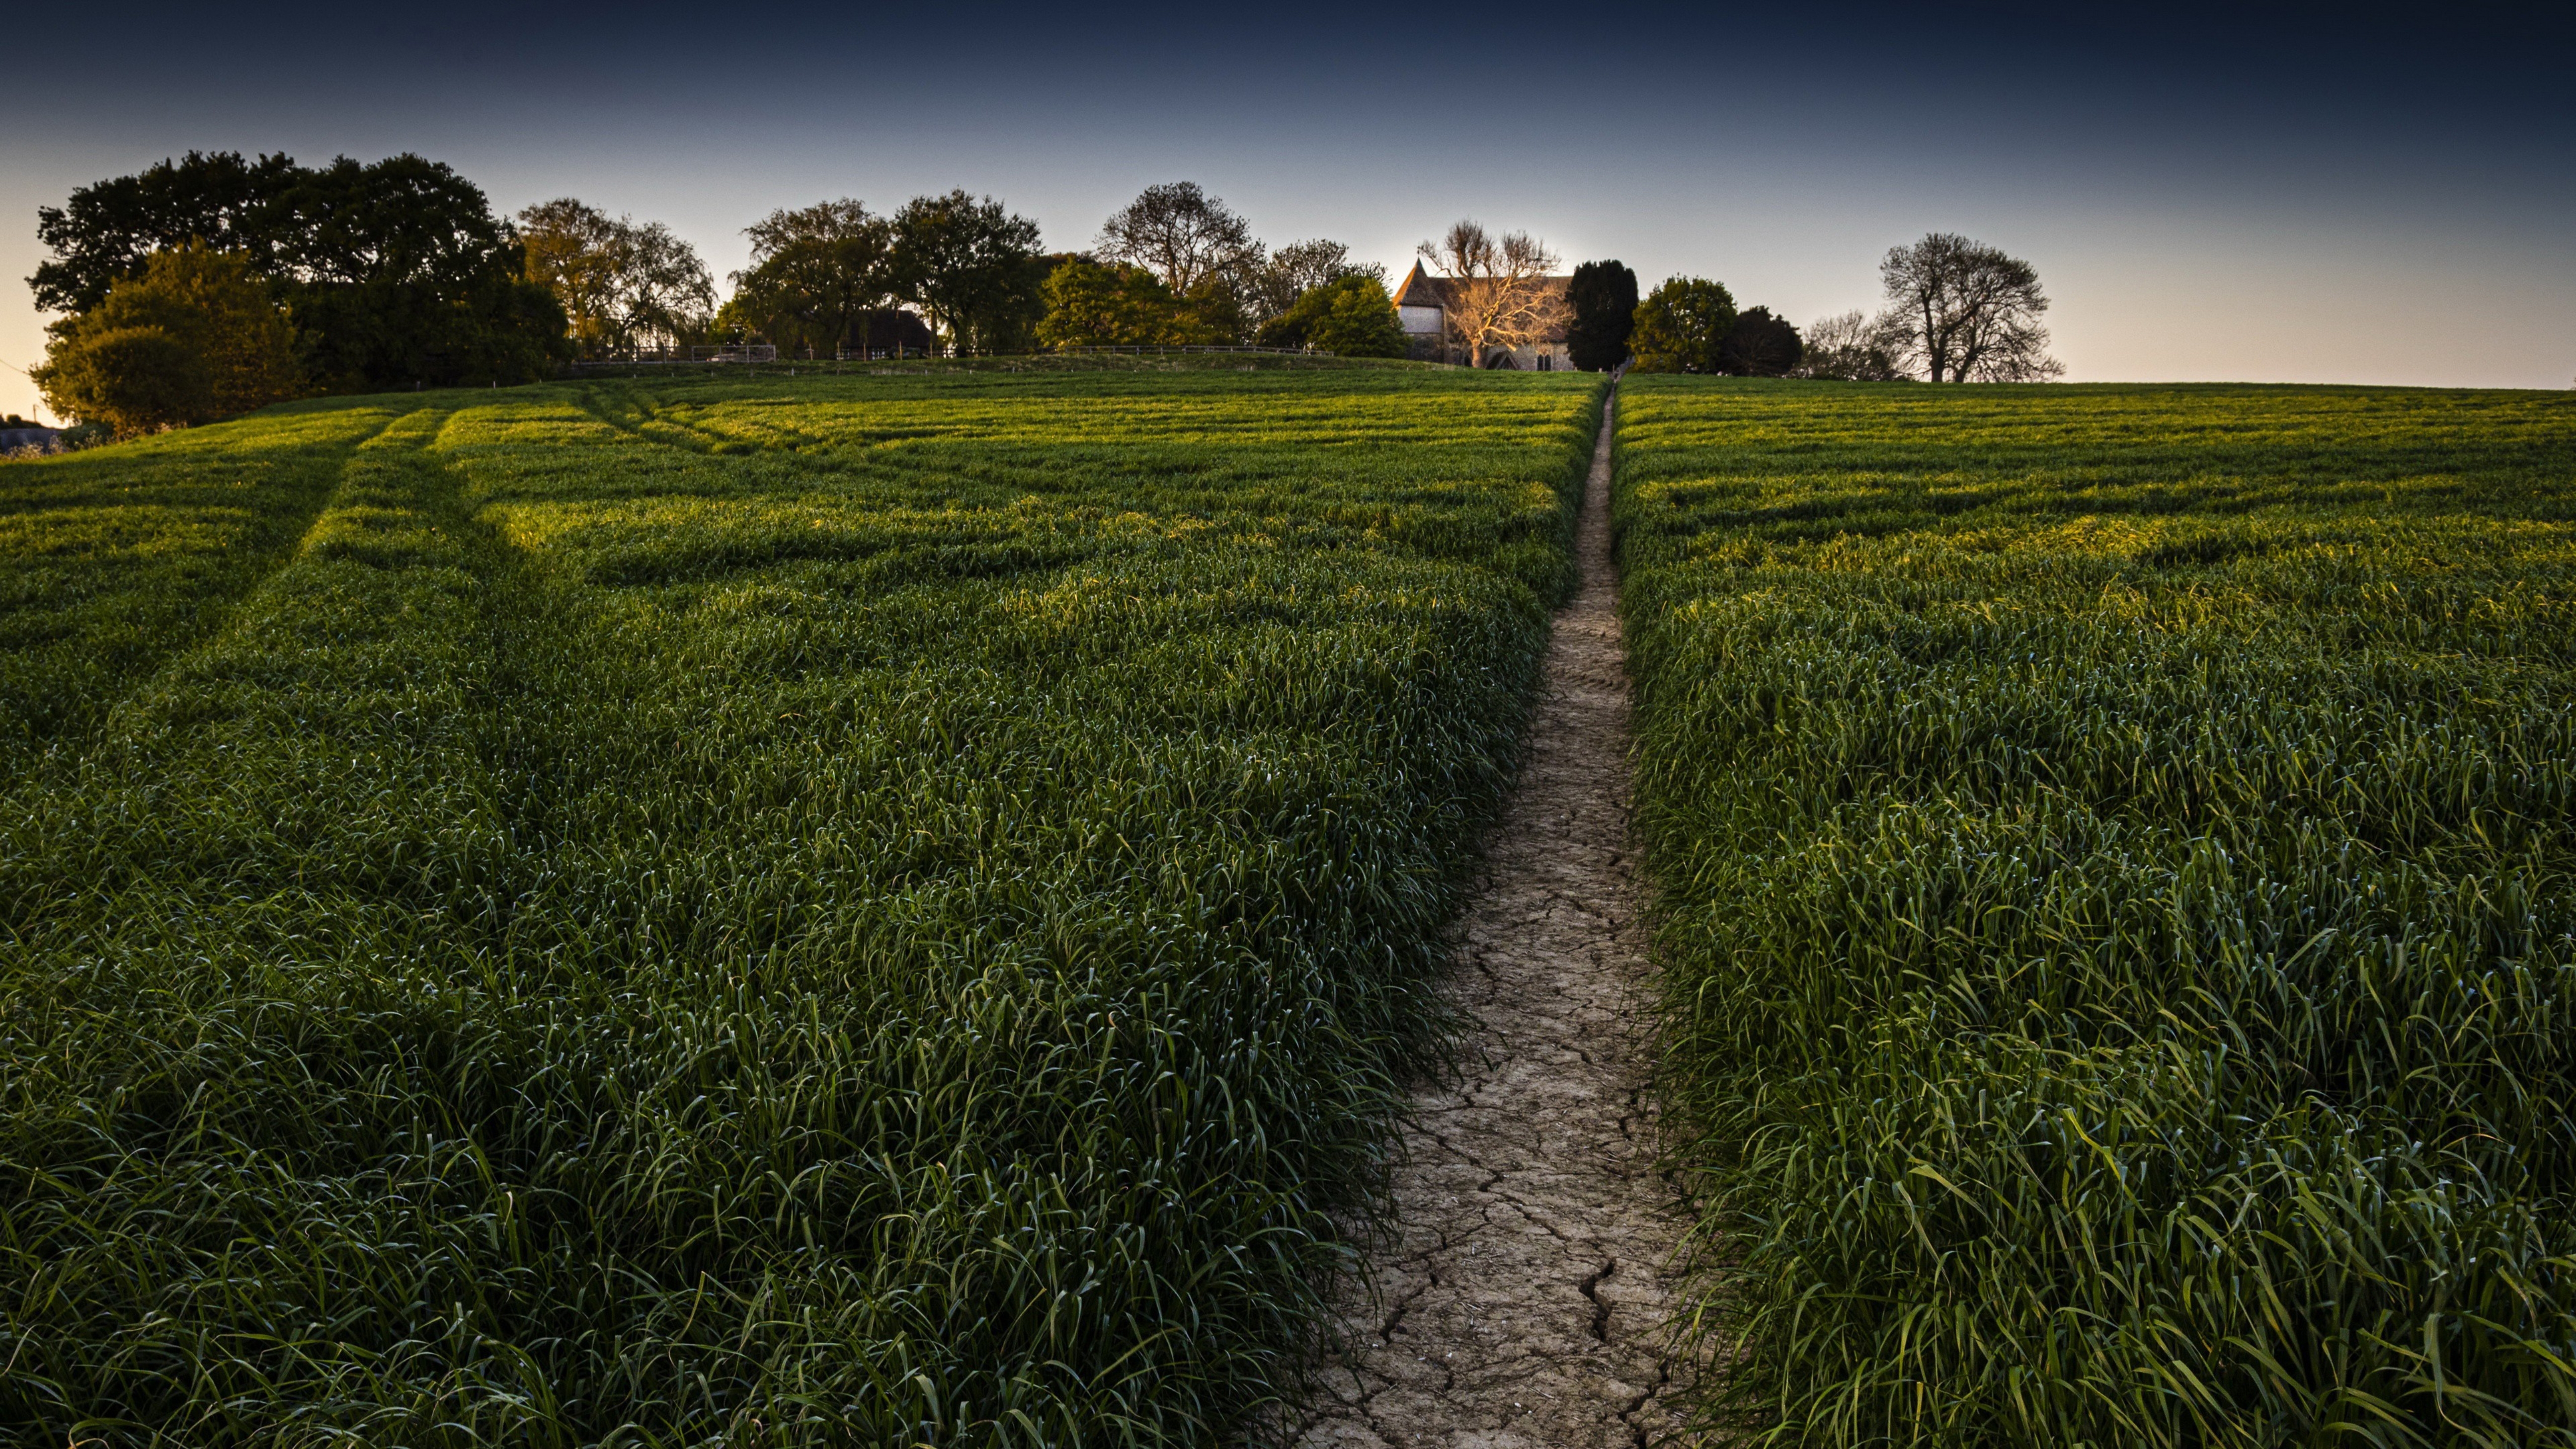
[1617,378,2576,1445]
[0,365,1603,1444]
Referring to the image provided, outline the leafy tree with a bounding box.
[1302,276,1404,358]
[1037,259,1226,347]
[1090,189,1386,346]
[1234,239,1383,344]
[518,199,622,350]
[1877,232,2062,382]
[893,191,1046,355]
[1176,276,1248,346]
[253,153,571,387]
[1255,274,1404,357]
[1718,305,1803,376]
[519,198,715,355]
[31,150,570,390]
[30,150,303,313]
[1564,260,1639,371]
[721,200,895,358]
[1629,276,1738,374]
[33,245,302,434]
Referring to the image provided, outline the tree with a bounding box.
[32,245,303,434]
[1235,239,1383,343]
[721,200,895,358]
[1417,220,1568,368]
[616,224,716,352]
[892,191,1047,355]
[32,150,571,390]
[1876,232,2063,382]
[1564,260,1639,371]
[1255,274,1405,357]
[257,154,571,388]
[519,199,621,351]
[1628,276,1738,374]
[1036,258,1227,347]
[1793,310,1908,381]
[1718,306,1803,376]
[30,150,303,313]
[519,198,714,355]
[1096,182,1256,299]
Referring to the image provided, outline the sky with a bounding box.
[4,1,2570,421]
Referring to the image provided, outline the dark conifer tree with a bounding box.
[1564,259,1639,371]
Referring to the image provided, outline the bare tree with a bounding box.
[1794,309,1908,381]
[1876,233,2062,382]
[1097,182,1257,297]
[1417,220,1567,368]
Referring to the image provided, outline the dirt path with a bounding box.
[1286,389,1696,1448]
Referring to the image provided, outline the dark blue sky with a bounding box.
[6,1,2569,417]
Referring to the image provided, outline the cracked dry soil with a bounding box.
[1283,390,1697,1448]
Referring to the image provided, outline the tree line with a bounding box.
[22,157,1424,437]
[711,181,1407,360]
[21,147,2061,438]
[1563,234,2060,382]
[1039,183,1402,358]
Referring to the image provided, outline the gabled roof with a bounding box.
[1391,261,1452,310]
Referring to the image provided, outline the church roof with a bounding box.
[1392,261,1451,309]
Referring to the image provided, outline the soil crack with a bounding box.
[1579,1260,1617,1342]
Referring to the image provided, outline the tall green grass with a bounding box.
[1618,378,2576,1446]
[0,408,391,782]
[0,367,1603,1445]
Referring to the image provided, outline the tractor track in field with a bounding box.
[1284,385,1701,1448]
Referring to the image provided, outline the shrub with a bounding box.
[1036,257,1228,347]
[32,244,303,434]
[32,325,211,435]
